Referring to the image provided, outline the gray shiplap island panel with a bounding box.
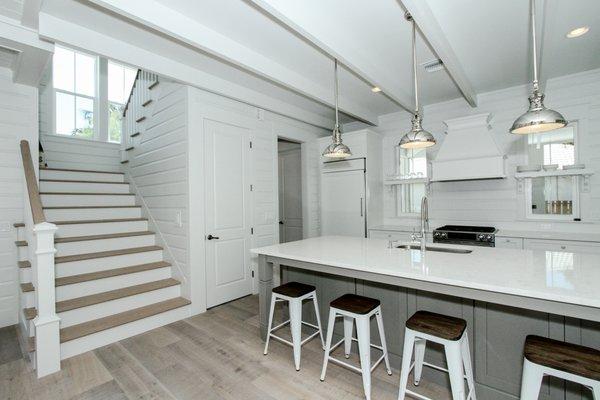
[255,236,600,400]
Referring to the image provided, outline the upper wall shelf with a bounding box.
[514,168,594,180]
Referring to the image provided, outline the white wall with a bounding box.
[40,134,121,172]
[364,69,600,234]
[0,68,38,328]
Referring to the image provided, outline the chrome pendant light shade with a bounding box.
[510,0,566,135]
[399,14,436,149]
[322,59,352,158]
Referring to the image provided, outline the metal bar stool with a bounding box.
[320,294,392,400]
[398,311,476,400]
[520,335,600,399]
[263,281,324,371]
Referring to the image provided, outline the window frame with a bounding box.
[393,145,429,217]
[52,46,99,141]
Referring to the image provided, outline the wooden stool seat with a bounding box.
[272,281,316,298]
[524,335,600,381]
[330,294,380,315]
[406,310,466,341]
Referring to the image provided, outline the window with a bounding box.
[525,125,579,220]
[108,61,137,143]
[395,147,428,215]
[53,46,97,138]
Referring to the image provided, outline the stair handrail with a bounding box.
[122,69,141,118]
[19,139,60,378]
[20,140,46,224]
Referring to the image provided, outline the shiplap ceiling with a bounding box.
[38,0,600,127]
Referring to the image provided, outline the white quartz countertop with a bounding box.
[251,236,600,309]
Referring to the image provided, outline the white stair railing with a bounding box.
[20,140,60,378]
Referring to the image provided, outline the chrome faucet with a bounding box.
[411,196,429,252]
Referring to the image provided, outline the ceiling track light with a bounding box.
[399,13,436,150]
[510,0,567,135]
[322,59,352,158]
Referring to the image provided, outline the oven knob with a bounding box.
[442,232,448,239]
[477,234,485,241]
[486,235,493,241]
[434,232,440,238]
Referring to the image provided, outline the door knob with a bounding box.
[279,221,284,225]
[207,234,220,240]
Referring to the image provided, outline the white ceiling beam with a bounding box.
[83,0,378,125]
[38,13,335,130]
[400,0,478,107]
[21,0,43,29]
[247,0,415,113]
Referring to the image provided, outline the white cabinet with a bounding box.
[495,237,524,249]
[523,239,600,254]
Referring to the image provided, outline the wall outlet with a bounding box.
[0,222,10,232]
[175,211,183,228]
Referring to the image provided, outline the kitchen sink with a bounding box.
[396,244,472,254]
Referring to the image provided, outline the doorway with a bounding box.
[278,139,303,243]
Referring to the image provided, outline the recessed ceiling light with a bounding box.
[371,86,381,93]
[566,26,590,38]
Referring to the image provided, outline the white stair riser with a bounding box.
[56,250,163,277]
[21,291,35,308]
[53,285,181,328]
[40,181,130,194]
[20,311,34,337]
[40,170,124,183]
[17,246,27,261]
[55,235,155,257]
[45,207,141,221]
[55,220,148,237]
[42,194,136,207]
[55,267,172,301]
[59,305,190,360]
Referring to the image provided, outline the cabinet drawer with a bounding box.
[524,239,600,254]
[495,237,524,249]
[369,230,413,242]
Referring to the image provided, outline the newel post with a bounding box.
[33,221,60,378]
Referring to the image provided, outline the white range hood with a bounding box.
[431,113,506,182]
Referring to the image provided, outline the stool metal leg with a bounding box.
[445,340,467,400]
[343,316,354,358]
[311,294,325,349]
[356,315,372,400]
[397,330,415,400]
[375,309,392,376]
[289,298,303,371]
[413,338,426,385]
[263,294,277,355]
[320,308,337,381]
[591,384,600,400]
[461,335,477,400]
[519,359,544,400]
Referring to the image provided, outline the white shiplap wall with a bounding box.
[41,134,121,172]
[0,68,38,328]
[370,69,600,233]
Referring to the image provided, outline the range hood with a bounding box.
[431,113,506,182]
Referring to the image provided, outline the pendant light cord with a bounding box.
[412,20,419,114]
[334,59,340,141]
[530,0,539,91]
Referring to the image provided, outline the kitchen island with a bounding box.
[252,236,600,400]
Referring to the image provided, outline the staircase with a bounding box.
[15,165,190,362]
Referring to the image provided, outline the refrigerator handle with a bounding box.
[360,197,364,217]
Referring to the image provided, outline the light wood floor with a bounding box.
[0,295,450,400]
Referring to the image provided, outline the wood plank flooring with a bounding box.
[0,295,450,400]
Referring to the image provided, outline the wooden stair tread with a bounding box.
[44,205,140,210]
[28,297,190,350]
[55,231,154,243]
[56,261,171,287]
[24,278,180,319]
[18,260,31,268]
[120,160,129,164]
[130,132,140,138]
[142,99,152,107]
[125,146,134,151]
[21,283,34,292]
[136,116,146,123]
[13,222,24,228]
[148,81,159,90]
[40,179,129,185]
[52,217,148,225]
[41,167,124,175]
[55,245,162,264]
[40,192,133,196]
[15,240,27,247]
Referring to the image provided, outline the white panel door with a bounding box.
[205,120,252,308]
[278,149,303,243]
[321,169,366,237]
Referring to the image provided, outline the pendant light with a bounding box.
[399,14,436,149]
[322,59,352,158]
[510,0,566,134]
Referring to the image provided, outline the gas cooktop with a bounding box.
[433,225,498,247]
[435,225,497,233]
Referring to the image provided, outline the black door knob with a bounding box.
[279,221,284,225]
[207,234,220,240]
